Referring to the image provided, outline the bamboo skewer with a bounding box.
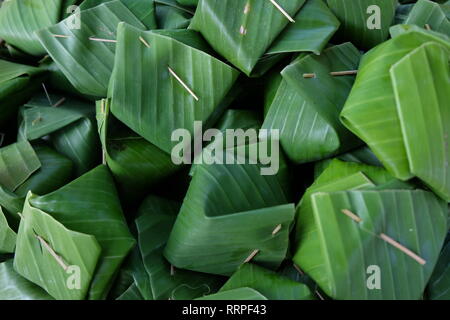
[425,24,431,30]
[168,66,199,101]
[341,209,362,223]
[52,34,70,38]
[303,73,316,78]
[269,0,295,23]
[35,235,68,271]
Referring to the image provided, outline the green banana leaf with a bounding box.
[116,283,144,300]
[0,140,41,192]
[390,42,450,201]
[155,0,195,14]
[294,189,447,299]
[267,0,340,55]
[18,93,101,176]
[0,59,46,126]
[196,287,267,300]
[176,0,197,6]
[314,146,383,179]
[80,0,157,29]
[164,148,295,276]
[0,185,24,227]
[36,1,146,97]
[0,0,64,55]
[156,2,192,29]
[109,23,239,154]
[0,260,53,300]
[0,207,16,253]
[220,263,314,300]
[14,143,73,197]
[442,0,450,19]
[96,99,179,202]
[395,3,414,24]
[14,192,102,300]
[190,0,305,75]
[340,29,450,181]
[326,0,398,49]
[404,0,450,36]
[190,109,262,176]
[427,234,450,300]
[262,43,361,164]
[29,165,136,300]
[134,195,224,299]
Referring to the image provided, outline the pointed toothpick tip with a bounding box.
[272,224,282,235]
[35,235,68,271]
[341,209,362,223]
[52,34,70,38]
[303,73,316,79]
[88,37,117,43]
[167,66,199,101]
[244,249,259,263]
[269,0,295,23]
[42,83,53,106]
[139,36,150,48]
[330,70,358,76]
[52,97,66,108]
[379,233,426,265]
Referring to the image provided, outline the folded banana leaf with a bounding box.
[219,263,314,300]
[341,29,450,181]
[176,0,197,6]
[134,195,224,299]
[36,1,146,97]
[262,43,361,164]
[190,109,262,176]
[109,23,239,154]
[0,140,41,192]
[18,93,100,176]
[404,0,450,36]
[294,189,447,300]
[0,207,16,253]
[96,99,180,202]
[156,2,192,29]
[14,192,102,300]
[164,145,295,276]
[327,0,398,49]
[0,0,64,55]
[80,0,157,29]
[267,0,340,55]
[390,42,450,200]
[427,234,450,300]
[190,0,305,75]
[0,59,46,125]
[0,260,53,300]
[116,283,144,300]
[29,165,136,300]
[196,287,267,300]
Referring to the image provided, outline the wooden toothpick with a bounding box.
[52,34,70,38]
[303,73,316,78]
[168,66,199,101]
[341,209,362,223]
[330,70,358,76]
[88,37,117,43]
[272,224,282,235]
[139,36,150,48]
[42,83,53,106]
[269,0,295,23]
[32,117,43,126]
[244,249,259,263]
[35,235,68,271]
[425,24,431,31]
[52,97,66,108]
[170,265,176,276]
[379,233,426,265]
